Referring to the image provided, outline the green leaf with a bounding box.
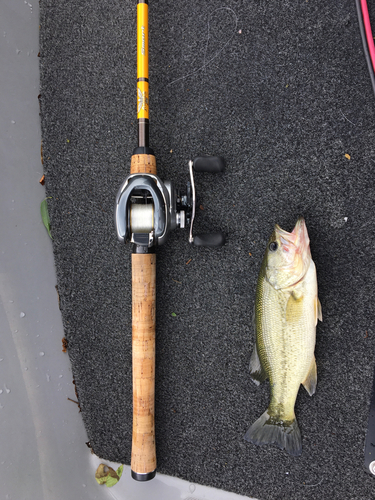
[116,465,124,478]
[171,312,177,317]
[95,463,123,488]
[105,475,119,488]
[40,197,52,238]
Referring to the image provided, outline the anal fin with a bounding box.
[249,345,268,386]
[302,357,317,396]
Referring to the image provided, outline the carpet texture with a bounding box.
[39,0,375,498]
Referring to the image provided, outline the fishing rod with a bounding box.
[115,0,225,481]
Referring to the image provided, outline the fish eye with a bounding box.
[269,241,278,252]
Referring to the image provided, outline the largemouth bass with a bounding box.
[244,217,322,456]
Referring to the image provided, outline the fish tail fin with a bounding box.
[244,410,302,457]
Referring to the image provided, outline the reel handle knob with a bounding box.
[193,232,225,247]
[193,156,225,173]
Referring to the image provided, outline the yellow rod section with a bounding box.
[137,1,149,121]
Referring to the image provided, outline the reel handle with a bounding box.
[131,252,157,481]
[188,157,226,247]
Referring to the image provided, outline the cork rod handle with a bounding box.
[131,253,157,481]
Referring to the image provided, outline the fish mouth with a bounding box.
[275,217,309,253]
[268,217,311,289]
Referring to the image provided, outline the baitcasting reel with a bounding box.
[115,155,225,251]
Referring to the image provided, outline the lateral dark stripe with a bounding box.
[137,77,149,83]
[137,0,148,4]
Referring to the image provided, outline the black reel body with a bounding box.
[115,156,225,250]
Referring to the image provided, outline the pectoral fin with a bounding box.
[249,345,268,386]
[286,293,304,322]
[302,357,317,396]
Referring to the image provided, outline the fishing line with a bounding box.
[167,7,238,86]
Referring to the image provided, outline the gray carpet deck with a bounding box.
[39,1,375,498]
